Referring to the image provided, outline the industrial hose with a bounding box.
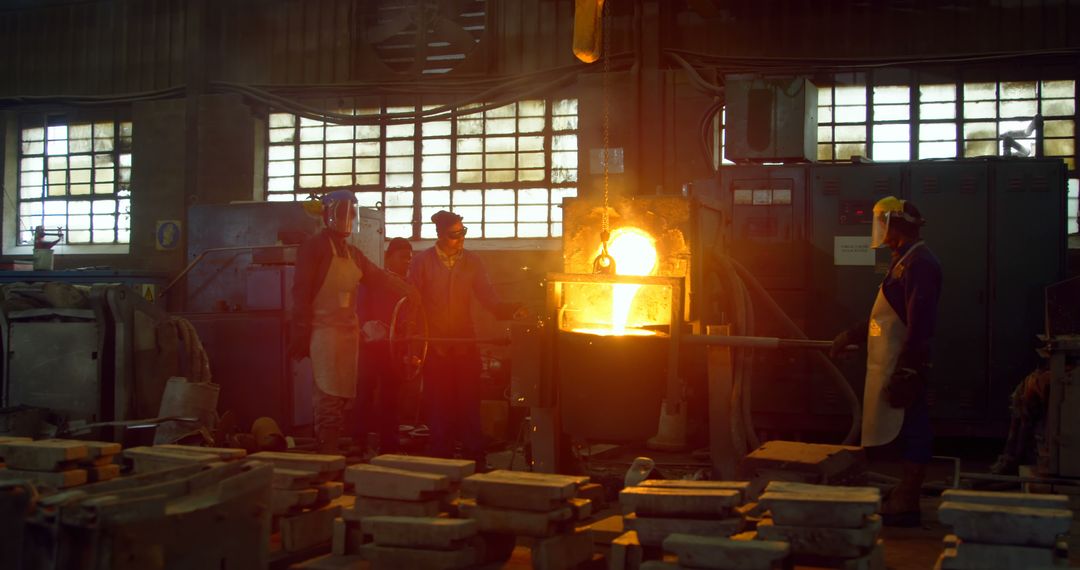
[711,254,759,453]
[728,257,862,445]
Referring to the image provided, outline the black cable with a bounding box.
[214,56,636,126]
[666,47,1080,74]
[728,257,862,446]
[0,86,186,108]
[665,51,724,96]
[699,100,724,172]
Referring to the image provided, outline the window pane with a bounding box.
[519,188,548,204]
[423,172,451,187]
[874,105,909,122]
[919,123,956,141]
[519,136,544,152]
[964,82,996,101]
[1045,139,1075,157]
[423,121,451,137]
[920,102,955,120]
[835,143,867,160]
[1042,99,1075,116]
[552,115,578,131]
[520,100,546,116]
[872,142,909,161]
[1042,80,1075,98]
[457,138,483,153]
[518,223,548,237]
[919,84,956,103]
[1000,81,1036,100]
[963,122,997,140]
[873,86,909,104]
[268,146,294,161]
[386,123,414,138]
[999,100,1038,118]
[326,143,352,158]
[835,125,865,142]
[835,86,865,105]
[423,138,451,154]
[386,173,414,188]
[453,190,483,205]
[1045,120,1075,138]
[835,106,866,123]
[270,113,295,128]
[484,222,515,238]
[919,141,956,159]
[553,99,578,115]
[518,204,548,222]
[873,124,909,142]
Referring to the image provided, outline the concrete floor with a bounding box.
[294,496,1079,570]
[297,443,1080,569]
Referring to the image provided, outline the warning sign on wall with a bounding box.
[834,236,874,266]
[156,220,182,251]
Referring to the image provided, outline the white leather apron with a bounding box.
[861,242,924,447]
[309,239,363,398]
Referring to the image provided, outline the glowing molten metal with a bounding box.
[574,227,659,336]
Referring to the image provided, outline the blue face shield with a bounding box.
[322,194,357,235]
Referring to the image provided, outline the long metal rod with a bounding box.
[959,471,1080,486]
[407,336,511,346]
[682,334,834,350]
[161,244,293,297]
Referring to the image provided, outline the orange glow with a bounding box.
[571,327,657,337]
[572,226,659,337]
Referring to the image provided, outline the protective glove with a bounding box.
[884,366,926,408]
[288,324,311,360]
[830,330,853,359]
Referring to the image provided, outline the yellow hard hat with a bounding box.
[870,196,923,249]
[301,199,323,217]
[872,196,905,216]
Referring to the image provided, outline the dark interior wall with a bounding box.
[671,0,1080,57]
[1,0,1079,283]
[4,0,1079,96]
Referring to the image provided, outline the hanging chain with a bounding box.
[601,0,611,234]
[593,0,616,275]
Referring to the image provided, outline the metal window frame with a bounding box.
[263,96,580,240]
[15,112,132,247]
[813,76,1077,174]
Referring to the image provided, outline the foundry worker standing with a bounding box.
[409,210,526,464]
[355,237,413,454]
[290,191,413,454]
[830,196,942,527]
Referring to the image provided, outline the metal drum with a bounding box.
[556,330,667,441]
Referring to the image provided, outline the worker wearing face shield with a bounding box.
[290,191,415,454]
[830,196,942,527]
[408,210,528,466]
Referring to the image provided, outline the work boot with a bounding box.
[318,427,342,455]
[881,461,927,527]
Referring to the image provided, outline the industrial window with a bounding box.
[872,85,912,161]
[816,85,868,161]
[16,116,132,246]
[265,98,579,239]
[815,80,1076,168]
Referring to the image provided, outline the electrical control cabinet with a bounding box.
[711,158,1066,435]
